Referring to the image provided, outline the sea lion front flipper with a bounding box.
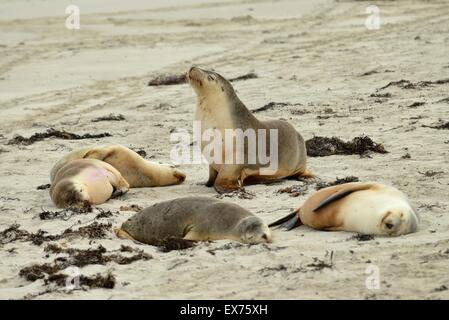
[289,169,316,180]
[114,227,136,241]
[100,161,130,197]
[214,165,242,193]
[205,165,218,187]
[312,183,376,212]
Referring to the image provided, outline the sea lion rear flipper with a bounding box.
[269,209,302,230]
[114,227,136,241]
[312,183,375,212]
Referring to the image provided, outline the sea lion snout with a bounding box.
[187,66,220,90]
[380,208,418,235]
[381,211,402,234]
[237,217,272,244]
[188,66,204,81]
[261,231,273,243]
[174,170,186,183]
[188,66,198,74]
[51,180,89,208]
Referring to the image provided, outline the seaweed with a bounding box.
[20,244,150,287]
[43,244,152,267]
[0,224,59,246]
[62,222,112,239]
[19,263,60,282]
[378,78,449,90]
[119,245,134,253]
[148,72,258,86]
[401,153,411,159]
[306,257,333,271]
[44,243,64,254]
[216,188,255,200]
[433,285,448,292]
[72,273,116,289]
[131,148,147,158]
[252,102,290,113]
[39,206,92,220]
[7,128,111,146]
[359,69,379,76]
[91,114,125,122]
[418,170,444,177]
[423,121,449,130]
[148,73,186,86]
[405,102,425,108]
[46,271,116,289]
[378,79,413,90]
[1,221,112,246]
[315,176,360,190]
[119,204,143,212]
[306,135,387,157]
[277,184,308,197]
[95,209,115,219]
[436,97,449,104]
[37,184,51,190]
[350,234,375,241]
[0,224,31,245]
[369,92,392,98]
[229,72,258,82]
[29,230,60,246]
[155,237,197,253]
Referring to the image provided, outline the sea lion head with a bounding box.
[51,180,90,208]
[378,204,419,236]
[236,216,272,244]
[187,66,235,98]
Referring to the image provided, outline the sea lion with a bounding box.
[187,66,311,193]
[115,196,272,245]
[50,144,185,187]
[269,182,419,236]
[50,159,130,208]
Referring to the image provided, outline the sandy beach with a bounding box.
[0,0,448,300]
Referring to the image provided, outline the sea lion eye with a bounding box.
[207,75,215,81]
[385,222,394,229]
[262,234,268,240]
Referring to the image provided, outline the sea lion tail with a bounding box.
[114,227,135,241]
[268,209,302,231]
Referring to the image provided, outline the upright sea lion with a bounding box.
[115,196,272,245]
[269,182,419,236]
[50,144,185,187]
[50,159,130,208]
[187,66,311,193]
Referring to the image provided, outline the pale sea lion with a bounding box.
[50,144,185,187]
[115,196,272,245]
[50,159,130,208]
[187,66,311,193]
[269,182,419,236]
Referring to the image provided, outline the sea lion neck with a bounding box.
[198,88,253,116]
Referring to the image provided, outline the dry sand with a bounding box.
[0,0,448,299]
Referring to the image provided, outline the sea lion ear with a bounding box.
[312,183,376,212]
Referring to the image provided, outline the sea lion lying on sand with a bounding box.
[270,182,419,236]
[50,159,129,208]
[115,196,272,245]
